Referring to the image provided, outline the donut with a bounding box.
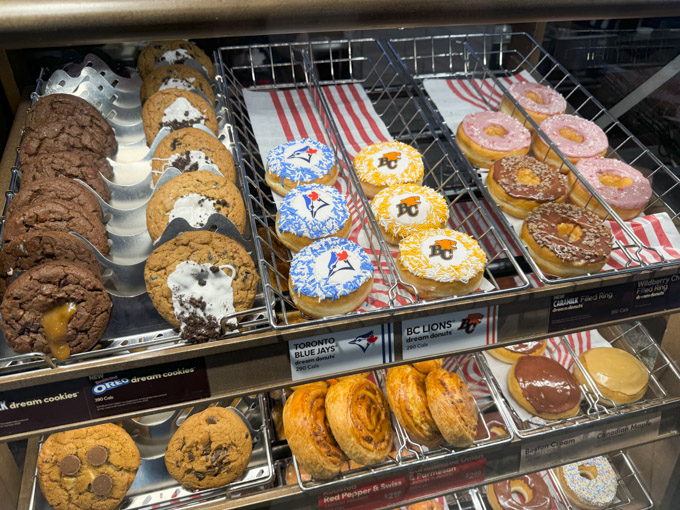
[574,347,649,406]
[488,340,547,364]
[397,228,487,300]
[370,184,449,244]
[266,139,337,196]
[500,82,567,128]
[353,141,424,198]
[289,237,374,318]
[455,111,531,169]
[487,155,568,218]
[556,456,618,510]
[533,114,608,171]
[520,202,613,277]
[479,411,507,439]
[276,184,351,252]
[508,355,581,420]
[569,157,652,220]
[487,473,553,510]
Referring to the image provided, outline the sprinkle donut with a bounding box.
[556,456,618,509]
[353,141,424,198]
[569,157,652,220]
[276,184,351,252]
[398,228,486,299]
[289,237,374,318]
[500,82,567,128]
[370,184,449,245]
[533,114,608,171]
[266,139,337,196]
[456,111,531,169]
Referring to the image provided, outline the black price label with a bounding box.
[548,282,631,333]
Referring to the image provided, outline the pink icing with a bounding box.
[508,83,566,116]
[575,157,652,210]
[538,114,608,158]
[461,111,531,152]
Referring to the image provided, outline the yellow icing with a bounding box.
[353,141,424,186]
[581,347,649,396]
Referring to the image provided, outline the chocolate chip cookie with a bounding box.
[137,40,213,80]
[37,423,140,510]
[3,198,110,254]
[1,261,111,357]
[7,177,103,221]
[142,89,218,146]
[141,64,215,105]
[146,170,246,241]
[20,149,112,201]
[151,126,235,184]
[165,406,252,489]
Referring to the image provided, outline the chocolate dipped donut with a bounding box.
[487,473,553,510]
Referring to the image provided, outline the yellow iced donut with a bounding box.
[353,141,424,198]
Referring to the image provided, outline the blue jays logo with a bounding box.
[327,250,354,278]
[302,190,329,219]
[287,145,318,164]
[349,330,378,353]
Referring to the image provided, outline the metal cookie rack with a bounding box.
[387,33,680,285]
[216,39,529,330]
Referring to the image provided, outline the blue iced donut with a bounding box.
[265,139,337,196]
[289,237,374,318]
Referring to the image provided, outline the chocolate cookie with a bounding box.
[3,199,109,254]
[37,423,140,510]
[146,170,246,241]
[142,89,218,146]
[152,126,235,184]
[141,64,215,105]
[20,149,112,201]
[165,406,252,489]
[7,177,102,221]
[26,93,108,132]
[137,40,213,80]
[144,230,259,336]
[1,261,111,357]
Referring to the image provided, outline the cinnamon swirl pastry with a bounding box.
[425,369,478,447]
[325,377,394,465]
[412,358,444,374]
[283,382,347,480]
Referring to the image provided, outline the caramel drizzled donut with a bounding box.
[487,474,553,510]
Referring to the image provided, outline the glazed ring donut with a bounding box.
[456,111,531,169]
[487,473,553,510]
[499,82,567,128]
[520,202,613,277]
[488,340,547,364]
[556,456,618,510]
[533,114,608,172]
[487,155,568,219]
[569,157,652,220]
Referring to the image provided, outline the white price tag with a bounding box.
[591,412,661,447]
[401,306,497,359]
[520,434,586,471]
[289,324,394,381]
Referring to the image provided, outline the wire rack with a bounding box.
[216,39,528,329]
[387,33,680,285]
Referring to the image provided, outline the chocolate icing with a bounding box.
[505,340,546,355]
[514,356,580,414]
[491,474,552,510]
[492,156,567,201]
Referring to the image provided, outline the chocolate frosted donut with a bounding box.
[488,473,553,510]
[520,202,612,277]
[7,177,103,221]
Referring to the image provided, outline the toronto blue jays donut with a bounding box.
[276,184,351,252]
[289,237,374,318]
[265,139,338,196]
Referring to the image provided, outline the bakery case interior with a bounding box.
[0,14,680,510]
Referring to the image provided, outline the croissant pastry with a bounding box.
[425,369,478,447]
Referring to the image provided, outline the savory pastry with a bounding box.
[455,111,531,169]
[353,141,424,198]
[266,139,337,196]
[499,82,567,128]
[573,347,649,406]
[488,340,547,364]
[425,368,478,447]
[325,377,393,465]
[555,456,618,509]
[412,358,444,374]
[487,473,553,510]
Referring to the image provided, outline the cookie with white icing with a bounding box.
[142,89,218,145]
[353,141,424,198]
[146,170,246,241]
[137,40,213,80]
[141,64,215,105]
[275,184,351,252]
[265,139,337,196]
[289,237,373,319]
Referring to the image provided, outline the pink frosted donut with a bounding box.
[569,157,652,220]
[456,111,531,168]
[533,114,608,170]
[500,83,567,127]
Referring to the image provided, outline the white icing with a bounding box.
[161,97,205,125]
[166,150,214,171]
[6,268,13,276]
[312,250,366,288]
[370,148,413,176]
[159,77,196,92]
[159,48,192,64]
[419,234,473,270]
[167,193,218,227]
[386,192,432,226]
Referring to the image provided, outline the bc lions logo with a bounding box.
[349,331,378,353]
[429,239,457,260]
[302,191,329,219]
[288,145,318,164]
[458,313,484,334]
[396,196,420,218]
[328,250,354,278]
[378,151,401,170]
